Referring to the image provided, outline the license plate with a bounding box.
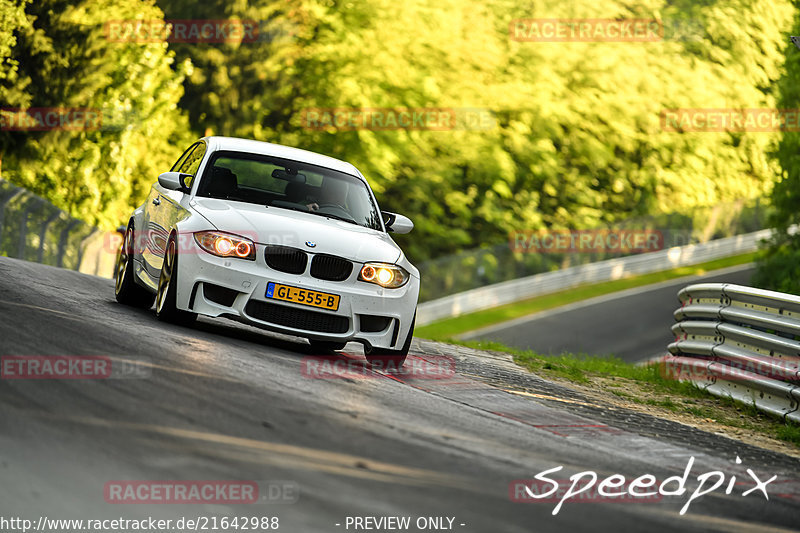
[266,282,340,311]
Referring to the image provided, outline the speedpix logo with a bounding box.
[512,456,776,515]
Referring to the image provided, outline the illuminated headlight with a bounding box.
[194,231,256,260]
[358,262,409,288]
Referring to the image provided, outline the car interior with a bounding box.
[199,160,328,210]
[194,154,382,230]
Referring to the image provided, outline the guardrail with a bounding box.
[0,178,118,278]
[664,283,800,423]
[417,199,769,303]
[418,229,770,325]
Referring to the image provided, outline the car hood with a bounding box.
[191,198,401,263]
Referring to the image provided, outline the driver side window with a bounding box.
[177,143,207,189]
[170,143,196,172]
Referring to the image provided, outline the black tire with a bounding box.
[364,314,415,369]
[308,340,347,353]
[155,235,197,326]
[115,224,156,308]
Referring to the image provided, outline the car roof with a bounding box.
[202,136,362,178]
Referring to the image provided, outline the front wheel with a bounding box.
[155,235,197,326]
[115,224,155,308]
[364,314,415,369]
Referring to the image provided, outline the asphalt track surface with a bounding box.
[463,264,755,363]
[1,257,798,532]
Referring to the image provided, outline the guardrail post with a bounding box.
[75,228,98,273]
[0,188,22,245]
[37,209,62,264]
[56,219,81,268]
[17,196,44,259]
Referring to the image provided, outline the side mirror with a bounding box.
[158,171,191,192]
[382,211,414,234]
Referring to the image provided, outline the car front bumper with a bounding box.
[172,241,419,351]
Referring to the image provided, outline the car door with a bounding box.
[141,142,204,278]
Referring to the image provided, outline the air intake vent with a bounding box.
[245,300,349,334]
[264,245,308,274]
[203,283,239,307]
[358,315,392,333]
[310,254,353,281]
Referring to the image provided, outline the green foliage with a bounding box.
[0,0,191,229]
[755,2,800,293]
[157,0,792,261]
[1,0,796,260]
[776,420,800,445]
[0,0,29,107]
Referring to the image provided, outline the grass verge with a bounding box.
[417,252,757,340]
[458,339,800,449]
[418,251,800,449]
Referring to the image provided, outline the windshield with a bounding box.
[196,151,383,231]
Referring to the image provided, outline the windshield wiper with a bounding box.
[313,212,360,226]
[268,204,309,214]
[270,203,361,227]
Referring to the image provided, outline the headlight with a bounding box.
[358,262,409,288]
[194,231,256,260]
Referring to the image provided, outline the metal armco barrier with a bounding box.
[0,178,118,278]
[418,230,771,325]
[666,283,800,423]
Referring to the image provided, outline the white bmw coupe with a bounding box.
[115,137,419,366]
